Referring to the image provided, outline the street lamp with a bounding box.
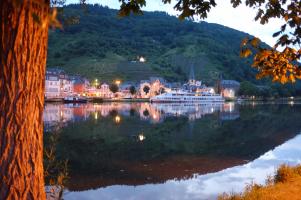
[115,80,121,86]
[94,79,99,86]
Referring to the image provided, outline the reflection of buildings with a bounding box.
[220,102,240,121]
[44,102,240,132]
[43,104,73,131]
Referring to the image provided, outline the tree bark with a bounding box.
[0,0,49,199]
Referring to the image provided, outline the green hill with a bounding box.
[47,4,300,95]
[47,4,259,84]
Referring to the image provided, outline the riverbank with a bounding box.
[219,164,301,200]
[44,97,150,103]
[45,96,301,103]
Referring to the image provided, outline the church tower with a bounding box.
[188,65,196,85]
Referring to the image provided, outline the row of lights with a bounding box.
[93,79,122,86]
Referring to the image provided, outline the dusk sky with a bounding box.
[68,0,284,46]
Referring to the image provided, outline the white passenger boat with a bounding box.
[150,90,224,103]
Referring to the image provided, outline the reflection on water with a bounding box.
[44,102,238,131]
[43,102,301,200]
[64,134,301,200]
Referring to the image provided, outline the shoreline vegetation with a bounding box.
[219,164,301,200]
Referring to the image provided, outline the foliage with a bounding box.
[118,0,301,84]
[129,85,136,95]
[109,83,119,93]
[44,127,68,198]
[48,5,261,84]
[274,164,301,183]
[143,85,150,94]
[239,81,259,96]
[219,164,301,200]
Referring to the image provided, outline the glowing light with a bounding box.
[138,133,146,141]
[139,56,146,63]
[94,112,98,120]
[115,80,121,85]
[115,115,121,123]
[153,114,157,119]
[60,111,63,117]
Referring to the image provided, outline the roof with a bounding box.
[46,68,65,74]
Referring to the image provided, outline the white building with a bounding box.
[100,83,113,98]
[45,68,73,98]
[45,72,60,98]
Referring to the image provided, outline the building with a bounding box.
[70,76,90,96]
[119,82,138,98]
[45,68,72,98]
[220,80,240,98]
[100,83,113,98]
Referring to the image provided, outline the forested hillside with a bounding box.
[47,4,300,95]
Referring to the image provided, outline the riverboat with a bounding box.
[150,90,224,103]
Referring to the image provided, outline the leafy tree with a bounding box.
[109,83,119,93]
[143,85,150,94]
[239,81,259,96]
[129,85,136,95]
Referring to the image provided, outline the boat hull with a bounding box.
[150,99,225,103]
[63,97,87,103]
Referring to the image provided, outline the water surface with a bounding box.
[43,102,301,200]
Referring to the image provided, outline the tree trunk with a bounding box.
[0,0,49,199]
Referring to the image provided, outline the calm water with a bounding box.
[43,102,301,200]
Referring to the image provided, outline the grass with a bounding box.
[218,164,301,200]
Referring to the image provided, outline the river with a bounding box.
[43,102,301,200]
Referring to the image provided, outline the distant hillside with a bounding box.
[47,4,301,97]
[47,4,261,84]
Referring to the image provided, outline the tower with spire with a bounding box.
[188,64,196,85]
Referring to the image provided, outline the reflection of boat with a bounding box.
[64,96,87,103]
[150,90,224,103]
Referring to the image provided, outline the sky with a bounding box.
[68,0,284,46]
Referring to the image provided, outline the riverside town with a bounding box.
[2,1,301,200]
[45,67,240,102]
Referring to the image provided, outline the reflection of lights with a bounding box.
[94,112,98,120]
[229,102,234,112]
[138,133,146,141]
[115,115,121,123]
[60,111,63,117]
[153,114,157,119]
[290,96,294,99]
[289,101,294,106]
